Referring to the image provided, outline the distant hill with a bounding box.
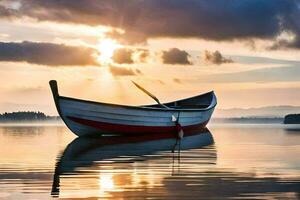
[284,114,300,124]
[212,117,283,124]
[215,106,300,118]
[0,111,59,122]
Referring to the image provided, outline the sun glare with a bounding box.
[98,39,122,64]
[98,173,115,197]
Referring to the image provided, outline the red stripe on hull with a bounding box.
[67,116,209,135]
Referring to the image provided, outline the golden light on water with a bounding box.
[97,38,122,64]
[98,173,115,197]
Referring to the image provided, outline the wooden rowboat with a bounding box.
[49,80,217,136]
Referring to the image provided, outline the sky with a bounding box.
[0,0,300,116]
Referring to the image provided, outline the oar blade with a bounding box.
[132,81,160,104]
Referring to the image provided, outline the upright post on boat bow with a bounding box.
[49,80,59,100]
[49,80,61,114]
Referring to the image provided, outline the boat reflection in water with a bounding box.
[51,129,215,199]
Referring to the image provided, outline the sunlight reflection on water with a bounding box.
[0,124,299,199]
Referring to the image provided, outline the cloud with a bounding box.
[109,65,136,76]
[268,37,300,50]
[135,68,143,75]
[13,86,43,93]
[201,65,300,83]
[173,78,182,84]
[203,50,233,65]
[107,30,148,45]
[162,48,191,65]
[157,80,165,85]
[1,0,300,48]
[0,41,98,66]
[0,5,18,18]
[112,48,133,64]
[133,49,149,63]
[112,48,149,64]
[230,55,300,65]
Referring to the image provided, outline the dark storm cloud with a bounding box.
[112,48,134,64]
[162,48,191,65]
[0,41,98,66]
[109,65,136,76]
[1,0,299,48]
[0,5,18,18]
[203,50,233,65]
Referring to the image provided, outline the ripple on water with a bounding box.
[0,125,300,199]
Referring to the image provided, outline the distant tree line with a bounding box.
[212,117,283,124]
[0,111,59,121]
[284,114,300,124]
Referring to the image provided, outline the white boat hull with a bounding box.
[49,80,217,136]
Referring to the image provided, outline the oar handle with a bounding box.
[160,103,171,109]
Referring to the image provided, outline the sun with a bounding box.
[97,38,122,64]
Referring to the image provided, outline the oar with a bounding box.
[131,81,170,109]
[132,81,184,146]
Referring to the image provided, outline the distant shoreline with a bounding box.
[0,111,292,125]
[0,111,61,125]
[211,117,283,124]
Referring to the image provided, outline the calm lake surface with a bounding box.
[0,124,299,199]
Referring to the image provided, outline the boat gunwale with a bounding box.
[58,91,217,112]
[59,106,209,119]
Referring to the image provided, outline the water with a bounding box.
[0,124,300,199]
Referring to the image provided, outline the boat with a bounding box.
[49,80,217,136]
